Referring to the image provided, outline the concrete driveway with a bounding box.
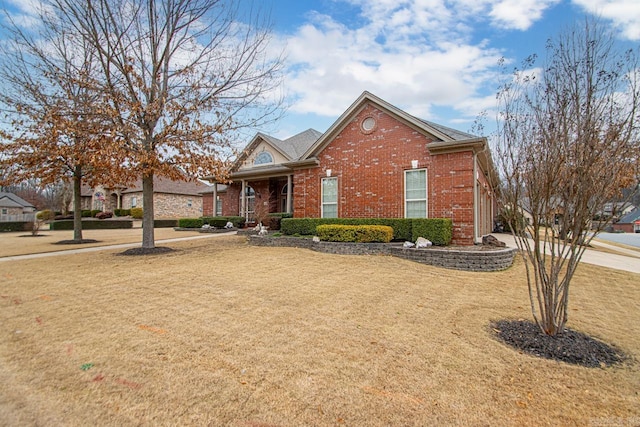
[497,233,640,274]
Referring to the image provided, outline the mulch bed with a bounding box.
[54,239,100,245]
[117,246,175,256]
[491,319,626,368]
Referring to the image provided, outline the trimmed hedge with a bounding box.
[81,210,92,217]
[49,219,133,230]
[281,217,452,245]
[154,219,178,228]
[267,212,293,230]
[280,218,412,240]
[0,221,31,232]
[90,209,102,217]
[411,218,452,245]
[317,224,394,243]
[36,210,54,221]
[178,218,204,228]
[201,216,245,228]
[114,209,131,217]
[130,207,143,219]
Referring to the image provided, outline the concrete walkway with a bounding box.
[498,233,640,274]
[0,231,238,263]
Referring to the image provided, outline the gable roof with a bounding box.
[300,91,479,160]
[617,208,640,224]
[229,128,323,172]
[0,192,36,208]
[121,176,210,196]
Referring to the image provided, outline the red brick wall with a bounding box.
[292,104,477,244]
[202,193,213,216]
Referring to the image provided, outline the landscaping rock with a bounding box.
[415,237,432,248]
[312,236,320,243]
[482,234,506,247]
[403,241,415,248]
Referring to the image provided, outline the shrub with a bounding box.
[155,219,178,228]
[0,221,31,232]
[281,218,412,240]
[130,207,143,219]
[90,209,102,217]
[201,216,245,228]
[114,209,131,217]
[411,218,452,245]
[54,214,74,220]
[316,225,394,243]
[178,218,204,228]
[49,219,133,230]
[81,210,92,217]
[96,211,113,219]
[267,212,293,230]
[36,210,55,221]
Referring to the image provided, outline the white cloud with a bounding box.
[571,0,640,40]
[489,0,560,30]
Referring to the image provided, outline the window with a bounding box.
[131,197,137,208]
[187,199,192,207]
[321,177,338,218]
[254,151,273,166]
[281,184,292,212]
[1,208,7,215]
[239,186,255,220]
[405,169,427,218]
[216,198,223,216]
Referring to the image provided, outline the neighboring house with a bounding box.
[601,202,636,219]
[612,209,640,233]
[205,91,499,245]
[78,176,210,219]
[0,192,36,222]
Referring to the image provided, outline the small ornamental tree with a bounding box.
[495,20,640,336]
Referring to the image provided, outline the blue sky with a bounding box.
[2,0,639,141]
[262,0,640,139]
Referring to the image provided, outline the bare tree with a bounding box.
[0,7,128,242]
[51,0,285,249]
[495,20,640,336]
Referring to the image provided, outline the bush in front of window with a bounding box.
[130,207,143,219]
[201,216,245,228]
[178,218,204,228]
[411,218,452,245]
[316,224,394,243]
[281,218,412,240]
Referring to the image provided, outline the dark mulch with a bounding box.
[54,239,100,245]
[491,319,626,368]
[118,246,175,256]
[18,234,49,238]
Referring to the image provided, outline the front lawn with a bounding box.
[0,235,638,425]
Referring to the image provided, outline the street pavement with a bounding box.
[497,233,640,274]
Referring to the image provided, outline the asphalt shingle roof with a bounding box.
[0,192,35,208]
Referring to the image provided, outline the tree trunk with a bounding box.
[72,166,83,242]
[142,172,155,248]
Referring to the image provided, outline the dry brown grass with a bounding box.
[1,235,639,426]
[0,227,204,257]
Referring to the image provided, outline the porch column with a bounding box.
[241,179,246,221]
[286,174,293,214]
[212,183,218,216]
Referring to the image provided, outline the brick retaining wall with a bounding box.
[248,236,516,272]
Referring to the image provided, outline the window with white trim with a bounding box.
[131,197,137,208]
[216,197,222,216]
[321,177,338,218]
[405,169,427,218]
[254,151,273,166]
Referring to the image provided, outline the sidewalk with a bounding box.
[0,231,237,263]
[497,233,640,274]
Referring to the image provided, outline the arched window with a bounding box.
[254,151,273,166]
[280,184,293,212]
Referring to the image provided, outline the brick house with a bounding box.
[205,91,498,245]
[79,176,210,219]
[0,192,36,222]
